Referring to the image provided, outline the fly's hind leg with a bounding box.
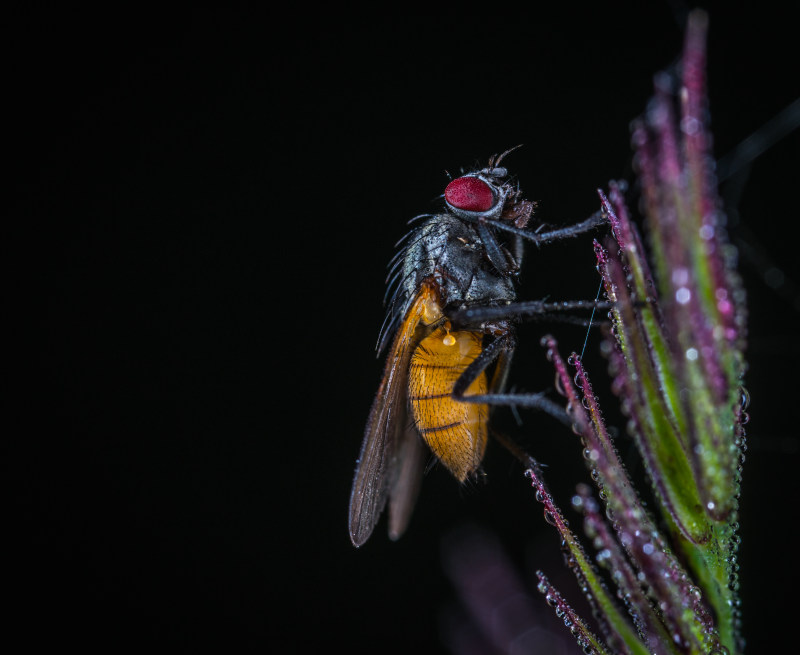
[451,331,573,428]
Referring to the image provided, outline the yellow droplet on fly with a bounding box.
[442,321,456,346]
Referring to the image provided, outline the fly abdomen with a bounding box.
[408,327,489,481]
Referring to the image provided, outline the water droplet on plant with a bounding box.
[739,386,750,410]
[717,298,733,314]
[681,115,701,135]
[672,267,690,286]
[699,224,715,240]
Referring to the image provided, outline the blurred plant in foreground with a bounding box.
[446,11,748,655]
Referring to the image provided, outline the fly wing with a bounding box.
[348,351,408,547]
[348,285,434,547]
[387,423,426,541]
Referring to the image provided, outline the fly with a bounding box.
[348,150,607,547]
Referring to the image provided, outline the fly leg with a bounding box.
[486,209,608,247]
[465,208,604,277]
[451,332,573,428]
[451,299,615,327]
[476,222,520,276]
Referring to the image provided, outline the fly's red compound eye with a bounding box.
[445,176,495,212]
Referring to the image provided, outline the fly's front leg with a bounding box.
[510,232,524,273]
[476,223,519,277]
[451,331,572,427]
[487,209,607,247]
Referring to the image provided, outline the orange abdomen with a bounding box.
[408,327,489,481]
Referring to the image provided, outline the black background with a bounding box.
[7,2,798,653]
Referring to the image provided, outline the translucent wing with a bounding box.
[387,423,426,541]
[348,284,435,547]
